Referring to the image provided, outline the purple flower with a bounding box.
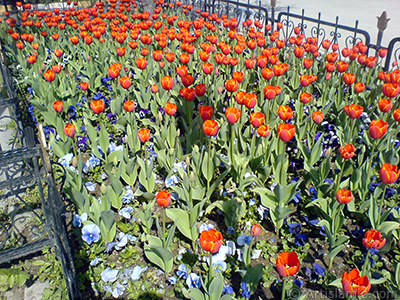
[288,223,301,234]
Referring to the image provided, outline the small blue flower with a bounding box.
[313,263,325,277]
[168,276,177,285]
[122,186,134,204]
[105,242,117,253]
[293,279,304,288]
[227,226,235,235]
[222,285,233,295]
[165,175,180,187]
[90,257,103,266]
[288,223,301,234]
[119,207,133,219]
[125,266,147,281]
[101,268,119,283]
[241,282,251,298]
[237,235,252,246]
[85,181,96,192]
[81,224,100,245]
[294,233,308,247]
[176,264,188,279]
[104,283,125,298]
[249,198,257,206]
[186,273,201,289]
[73,213,87,227]
[199,223,214,233]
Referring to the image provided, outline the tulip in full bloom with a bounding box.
[199,228,223,253]
[362,229,386,250]
[368,119,388,140]
[53,100,64,113]
[164,102,177,116]
[344,104,364,119]
[382,83,400,98]
[203,120,219,136]
[156,190,171,208]
[341,269,371,296]
[277,106,293,121]
[276,252,300,277]
[64,124,76,137]
[379,163,400,184]
[336,189,353,204]
[225,107,241,124]
[277,123,296,142]
[138,128,151,143]
[123,100,135,112]
[250,112,265,128]
[90,100,105,114]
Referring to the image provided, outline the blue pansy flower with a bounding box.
[165,175,180,187]
[237,235,252,246]
[90,257,103,266]
[227,226,235,235]
[122,186,134,204]
[104,283,125,298]
[125,266,147,281]
[313,263,326,278]
[294,233,308,246]
[186,273,201,289]
[81,224,100,245]
[119,207,133,219]
[101,268,119,283]
[223,285,233,295]
[168,276,177,285]
[73,213,87,227]
[85,181,96,192]
[176,264,188,279]
[241,282,251,298]
[293,279,304,288]
[288,223,301,234]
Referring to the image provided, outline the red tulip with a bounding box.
[181,74,194,87]
[257,125,271,137]
[225,107,241,124]
[138,128,151,143]
[176,66,189,77]
[303,58,313,69]
[69,36,79,44]
[90,100,105,114]
[26,55,36,64]
[340,144,355,159]
[382,83,400,98]
[312,111,324,124]
[264,85,277,100]
[243,93,257,109]
[277,123,296,142]
[344,104,364,119]
[262,68,274,80]
[179,53,190,64]
[336,61,349,73]
[299,92,312,104]
[64,124,76,137]
[354,82,365,93]
[378,48,388,58]
[123,100,135,112]
[232,71,244,83]
[225,79,238,93]
[152,50,163,61]
[53,100,64,113]
[342,269,371,296]
[368,119,388,139]
[202,62,214,75]
[379,163,400,184]
[116,47,126,56]
[299,74,312,87]
[250,112,265,128]
[343,73,356,85]
[195,84,206,97]
[393,108,400,122]
[80,82,89,91]
[276,252,300,277]
[181,88,196,101]
[203,119,219,136]
[336,189,353,204]
[277,106,293,121]
[199,106,213,121]
[245,58,255,69]
[294,46,305,58]
[200,228,223,253]
[156,190,171,207]
[136,57,148,70]
[362,229,386,250]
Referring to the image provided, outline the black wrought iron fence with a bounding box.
[0,55,80,299]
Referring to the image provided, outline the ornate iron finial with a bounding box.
[377,11,390,32]
[271,0,276,8]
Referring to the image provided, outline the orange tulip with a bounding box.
[225,107,241,124]
[354,82,365,93]
[232,71,244,83]
[344,104,364,119]
[202,119,219,136]
[368,119,388,139]
[199,106,213,121]
[243,93,257,109]
[64,124,76,137]
[53,100,64,113]
[257,125,271,137]
[393,108,400,122]
[382,83,400,98]
[343,73,356,85]
[251,224,260,237]
[195,84,206,97]
[277,123,296,142]
[164,102,177,116]
[378,98,392,113]
[264,85,277,100]
[202,62,214,75]
[336,61,349,73]
[336,189,353,204]
[161,76,174,90]
[136,57,148,70]
[276,252,300,277]
[138,128,151,143]
[199,228,223,253]
[312,111,324,124]
[26,55,36,64]
[340,144,355,159]
[277,106,293,121]
[43,70,55,82]
[120,76,131,89]
[156,190,171,207]
[299,92,312,104]
[379,163,400,184]
[123,100,135,112]
[250,112,265,128]
[362,229,386,250]
[90,100,105,114]
[342,269,371,296]
[225,79,238,93]
[80,82,89,91]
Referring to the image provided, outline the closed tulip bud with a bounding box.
[257,124,271,137]
[300,92,312,104]
[90,100,105,114]
[64,124,76,137]
[26,55,36,64]
[164,102,177,116]
[195,84,206,97]
[312,111,324,124]
[336,61,349,73]
[225,107,241,124]
[243,93,257,109]
[151,84,159,93]
[393,108,400,122]
[43,69,55,82]
[138,128,151,143]
[336,189,353,204]
[202,119,219,136]
[250,112,265,128]
[379,163,400,184]
[53,100,64,113]
[262,68,274,80]
[299,74,312,87]
[354,82,365,93]
[277,123,296,142]
[156,190,171,207]
[80,82,89,91]
[344,104,364,119]
[378,48,388,58]
[123,100,135,112]
[199,106,213,121]
[136,57,148,70]
[368,119,388,139]
[343,73,356,85]
[378,98,393,113]
[251,224,260,237]
[264,85,277,100]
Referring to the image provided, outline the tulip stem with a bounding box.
[208,252,213,287]
[361,249,371,277]
[162,208,166,248]
[281,277,288,300]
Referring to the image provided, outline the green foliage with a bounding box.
[0,267,30,292]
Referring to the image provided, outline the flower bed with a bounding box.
[1,0,400,299]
